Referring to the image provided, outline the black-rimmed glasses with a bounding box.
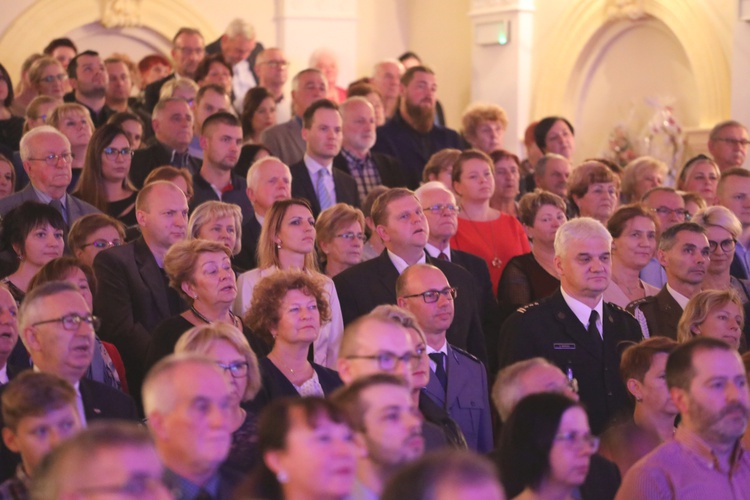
[401,287,457,303]
[32,313,100,331]
[346,351,419,371]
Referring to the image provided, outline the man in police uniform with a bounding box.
[499,217,642,434]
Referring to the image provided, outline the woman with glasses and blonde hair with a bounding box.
[174,322,263,473]
[245,269,342,408]
[187,201,243,270]
[315,203,366,278]
[234,199,344,367]
[28,56,67,101]
[677,289,746,351]
[73,123,138,227]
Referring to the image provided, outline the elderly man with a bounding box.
[143,354,239,498]
[616,337,750,499]
[261,68,327,166]
[0,126,98,224]
[233,156,291,271]
[534,153,571,198]
[64,50,114,128]
[334,96,406,200]
[396,264,493,452]
[144,27,205,112]
[31,421,171,500]
[627,222,709,339]
[370,60,403,121]
[130,97,200,188]
[708,120,749,172]
[717,168,750,279]
[191,112,253,221]
[331,374,424,499]
[254,48,290,123]
[334,188,488,364]
[372,66,462,190]
[499,217,642,434]
[289,99,359,218]
[93,181,188,399]
[639,186,689,288]
[188,84,233,160]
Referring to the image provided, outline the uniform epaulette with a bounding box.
[626,295,656,308]
[516,301,540,314]
[605,301,628,313]
[451,345,480,363]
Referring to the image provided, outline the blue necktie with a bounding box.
[316,169,333,211]
[429,352,448,391]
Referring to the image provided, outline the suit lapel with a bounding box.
[424,373,446,406]
[374,251,400,301]
[292,164,321,215]
[133,238,171,319]
[78,379,102,421]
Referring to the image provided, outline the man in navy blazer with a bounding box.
[0,126,99,225]
[397,264,493,452]
[289,99,359,218]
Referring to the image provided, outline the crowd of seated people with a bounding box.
[1,19,750,500]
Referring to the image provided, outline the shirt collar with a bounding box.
[424,243,450,260]
[387,249,426,275]
[675,425,746,474]
[666,284,690,309]
[31,185,66,207]
[560,286,603,330]
[163,468,220,499]
[341,147,371,164]
[303,153,333,174]
[0,364,7,385]
[426,340,448,355]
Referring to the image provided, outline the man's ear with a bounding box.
[301,127,309,143]
[375,225,389,243]
[2,427,18,453]
[336,358,353,385]
[657,248,668,268]
[626,378,643,401]
[353,431,369,458]
[670,386,689,415]
[553,255,564,277]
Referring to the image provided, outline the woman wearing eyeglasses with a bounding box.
[495,392,598,500]
[73,123,138,227]
[245,269,343,409]
[315,203,366,278]
[174,322,264,474]
[68,213,127,268]
[147,239,269,370]
[28,56,67,101]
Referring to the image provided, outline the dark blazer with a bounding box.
[93,237,186,392]
[731,251,749,279]
[0,184,100,223]
[190,171,254,222]
[423,344,493,452]
[499,290,643,434]
[205,37,264,82]
[253,357,343,409]
[129,141,200,189]
[289,160,360,218]
[333,250,488,364]
[233,215,261,272]
[143,73,176,113]
[332,150,408,190]
[625,285,682,339]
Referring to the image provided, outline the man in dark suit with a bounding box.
[129,97,200,188]
[143,28,205,113]
[334,188,487,364]
[93,181,188,398]
[499,217,642,434]
[0,126,99,225]
[234,157,292,271]
[397,264,493,452]
[143,355,242,498]
[717,168,750,279]
[289,99,359,218]
[627,222,709,339]
[334,97,407,200]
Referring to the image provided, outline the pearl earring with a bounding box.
[277,470,289,483]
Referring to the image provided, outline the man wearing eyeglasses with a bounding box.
[254,48,290,122]
[708,120,749,172]
[717,168,750,280]
[0,126,99,229]
[627,222,709,340]
[396,264,493,453]
[639,187,688,288]
[17,281,137,426]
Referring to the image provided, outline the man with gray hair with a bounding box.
[370,60,404,121]
[533,153,571,198]
[707,119,749,172]
[499,217,642,434]
[261,68,327,166]
[142,353,239,498]
[254,48,290,122]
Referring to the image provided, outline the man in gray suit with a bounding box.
[0,126,99,225]
[397,263,493,452]
[260,68,327,166]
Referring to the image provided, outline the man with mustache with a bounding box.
[616,337,750,499]
[627,222,710,339]
[190,112,253,221]
[372,66,461,190]
[64,51,115,128]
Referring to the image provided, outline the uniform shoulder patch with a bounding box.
[451,345,480,364]
[516,301,540,314]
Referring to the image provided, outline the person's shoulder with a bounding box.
[94,239,137,264]
[334,256,381,281]
[449,344,482,365]
[625,294,657,313]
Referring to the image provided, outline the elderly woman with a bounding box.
[245,269,343,406]
[568,160,620,223]
[604,204,660,307]
[461,103,508,155]
[236,397,357,500]
[621,156,668,203]
[677,154,720,206]
[315,203,366,278]
[497,190,565,318]
[47,103,93,190]
[68,213,126,268]
[451,149,530,292]
[488,149,520,216]
[73,123,138,227]
[677,289,745,351]
[241,87,277,144]
[421,148,461,192]
[600,337,679,476]
[28,56,67,101]
[174,323,263,474]
[147,239,268,369]
[234,199,344,367]
[187,201,243,270]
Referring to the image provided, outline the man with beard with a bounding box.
[190,112,253,220]
[372,66,461,189]
[334,97,406,200]
[616,337,750,499]
[64,51,115,128]
[627,223,709,339]
[331,374,424,499]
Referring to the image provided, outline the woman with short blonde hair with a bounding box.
[621,157,668,203]
[188,200,243,256]
[315,203,366,278]
[677,289,745,351]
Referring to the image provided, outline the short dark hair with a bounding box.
[397,51,421,64]
[1,201,65,259]
[330,373,408,431]
[194,53,231,85]
[1,371,77,431]
[67,50,99,80]
[658,221,706,252]
[370,187,415,227]
[172,27,203,45]
[607,203,658,239]
[201,111,240,135]
[107,111,144,130]
[43,38,78,57]
[534,116,574,151]
[68,213,125,255]
[302,99,339,129]
[28,256,98,298]
[666,336,736,391]
[401,65,434,87]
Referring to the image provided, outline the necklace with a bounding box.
[611,275,642,299]
[190,305,240,328]
[460,205,502,268]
